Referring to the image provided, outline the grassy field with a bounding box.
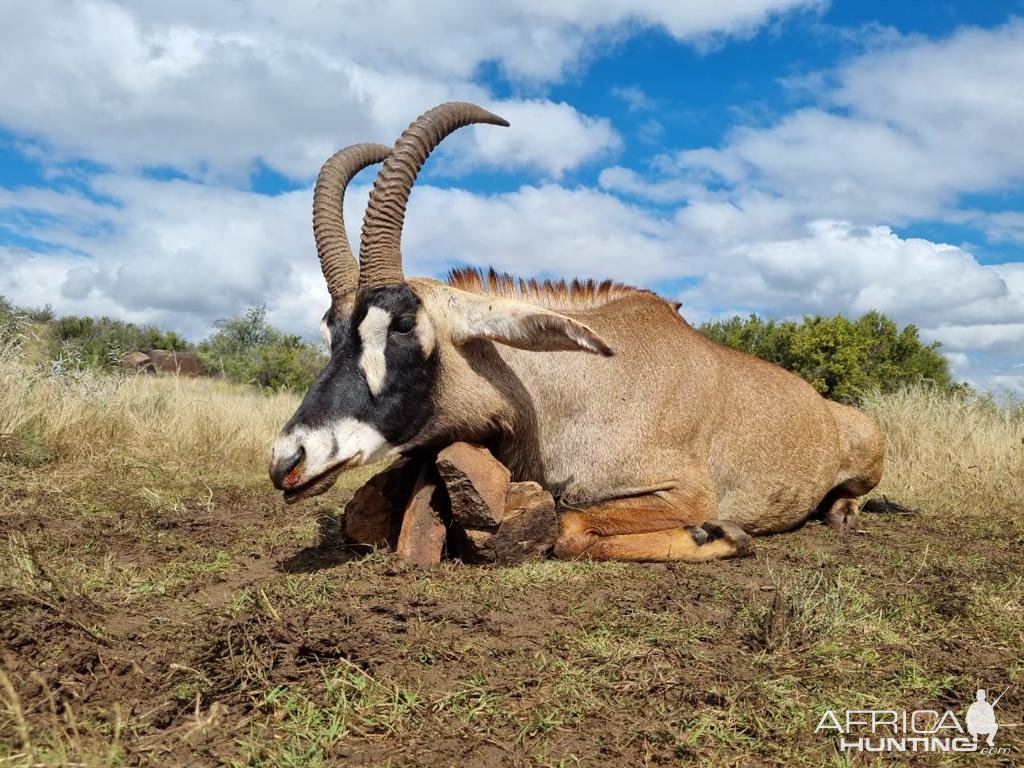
[1,335,1022,766]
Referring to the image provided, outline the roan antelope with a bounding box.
[269,102,885,562]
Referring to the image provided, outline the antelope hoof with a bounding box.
[825,499,864,534]
[701,520,754,558]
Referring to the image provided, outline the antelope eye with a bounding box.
[391,316,415,335]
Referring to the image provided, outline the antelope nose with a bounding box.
[270,446,304,490]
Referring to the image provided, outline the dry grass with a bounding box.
[862,386,1024,513]
[0,344,299,484]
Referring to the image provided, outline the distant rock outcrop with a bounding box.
[122,350,202,377]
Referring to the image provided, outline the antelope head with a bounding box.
[270,102,611,503]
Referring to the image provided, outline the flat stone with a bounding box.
[436,443,510,528]
[343,457,421,549]
[395,466,448,566]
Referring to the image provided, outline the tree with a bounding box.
[699,311,957,401]
[197,305,326,391]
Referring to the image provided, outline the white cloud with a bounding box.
[660,208,1024,389]
[990,262,1024,294]
[0,0,814,181]
[399,184,676,283]
[431,100,621,179]
[10,169,1021,371]
[922,323,1024,353]
[0,176,317,337]
[979,211,1024,245]
[599,166,703,203]
[0,174,679,339]
[610,86,653,112]
[0,0,823,340]
[653,20,1024,226]
[127,0,820,82]
[676,220,1024,327]
[988,374,1024,395]
[944,351,970,376]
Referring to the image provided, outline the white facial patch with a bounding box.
[358,305,391,396]
[271,417,395,487]
[319,314,331,349]
[415,307,435,358]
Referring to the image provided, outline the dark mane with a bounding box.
[446,267,671,311]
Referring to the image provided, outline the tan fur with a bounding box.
[405,275,885,561]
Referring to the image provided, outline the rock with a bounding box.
[492,482,557,564]
[452,526,496,564]
[395,466,448,565]
[454,480,557,565]
[436,443,510,528]
[343,457,421,548]
[121,350,155,374]
[344,446,555,566]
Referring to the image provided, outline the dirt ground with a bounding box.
[1,465,1022,767]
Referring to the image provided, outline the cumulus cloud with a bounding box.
[0,174,680,338]
[127,0,820,83]
[0,0,824,339]
[654,20,1024,226]
[979,211,1024,245]
[0,0,814,181]
[676,220,1024,324]
[450,100,621,179]
[0,176,316,336]
[399,184,676,282]
[598,166,702,203]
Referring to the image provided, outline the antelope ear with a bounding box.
[446,292,613,356]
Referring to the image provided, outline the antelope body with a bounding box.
[269,102,884,562]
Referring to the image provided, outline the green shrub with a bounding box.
[197,306,326,392]
[699,311,958,401]
[46,315,191,372]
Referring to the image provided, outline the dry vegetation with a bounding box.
[0,340,297,482]
[1,336,1022,766]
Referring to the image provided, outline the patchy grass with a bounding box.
[1,350,1022,766]
[741,568,855,653]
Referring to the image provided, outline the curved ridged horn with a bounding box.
[313,143,392,303]
[358,102,509,292]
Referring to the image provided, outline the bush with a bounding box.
[0,295,26,344]
[197,306,326,391]
[23,303,55,323]
[46,315,191,372]
[699,311,957,401]
[0,296,38,364]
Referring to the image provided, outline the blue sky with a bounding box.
[1,1,1023,391]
